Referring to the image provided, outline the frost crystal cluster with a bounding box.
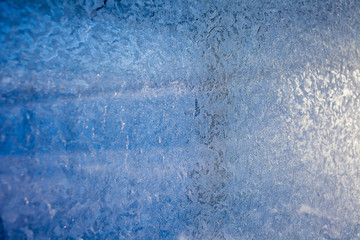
[1,0,359,239]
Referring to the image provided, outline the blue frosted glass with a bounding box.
[1,0,359,239]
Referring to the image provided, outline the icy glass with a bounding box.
[0,0,359,239]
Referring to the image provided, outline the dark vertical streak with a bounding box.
[0,217,5,240]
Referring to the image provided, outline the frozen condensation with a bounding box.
[1,0,360,239]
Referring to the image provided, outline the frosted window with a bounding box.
[1,0,359,239]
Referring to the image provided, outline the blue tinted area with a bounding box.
[1,0,360,239]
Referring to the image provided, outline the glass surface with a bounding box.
[1,0,359,239]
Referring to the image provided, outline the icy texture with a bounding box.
[1,0,360,239]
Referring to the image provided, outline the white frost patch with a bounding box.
[178,233,188,240]
[298,204,342,238]
[297,204,328,219]
[343,87,353,97]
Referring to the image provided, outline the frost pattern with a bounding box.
[1,0,360,239]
